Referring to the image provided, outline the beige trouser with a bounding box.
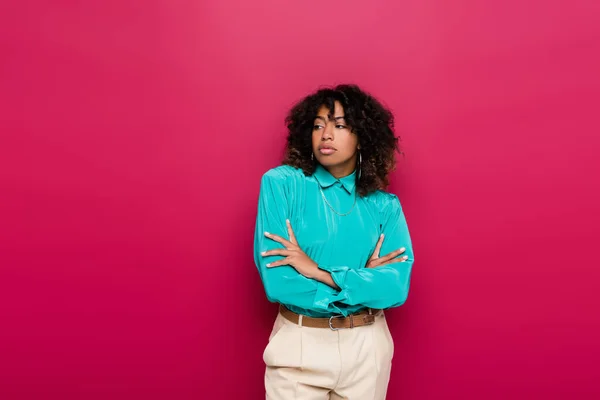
[263,309,394,400]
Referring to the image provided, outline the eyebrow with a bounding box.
[315,116,346,122]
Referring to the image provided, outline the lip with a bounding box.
[318,145,336,155]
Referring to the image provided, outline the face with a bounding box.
[312,101,360,177]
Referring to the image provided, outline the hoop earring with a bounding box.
[358,152,362,180]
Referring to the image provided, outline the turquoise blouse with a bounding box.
[253,164,415,318]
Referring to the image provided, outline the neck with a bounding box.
[324,156,357,179]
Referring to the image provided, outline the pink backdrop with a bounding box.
[1,1,599,399]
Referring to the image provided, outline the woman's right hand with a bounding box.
[365,234,408,268]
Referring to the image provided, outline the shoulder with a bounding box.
[364,189,403,212]
[260,165,305,186]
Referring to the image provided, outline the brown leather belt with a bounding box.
[279,304,379,330]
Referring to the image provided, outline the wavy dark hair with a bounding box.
[283,84,401,197]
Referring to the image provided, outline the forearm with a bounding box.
[310,268,340,290]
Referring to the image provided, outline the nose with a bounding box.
[321,122,334,140]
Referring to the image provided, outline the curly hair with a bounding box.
[282,84,401,197]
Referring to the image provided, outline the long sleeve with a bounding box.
[253,171,343,313]
[320,194,415,310]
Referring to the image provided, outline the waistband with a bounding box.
[279,304,381,330]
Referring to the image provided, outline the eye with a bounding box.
[313,124,323,130]
[336,124,346,129]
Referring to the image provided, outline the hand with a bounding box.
[365,234,409,269]
[262,219,320,279]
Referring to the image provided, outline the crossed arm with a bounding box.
[253,173,414,311]
[261,219,408,290]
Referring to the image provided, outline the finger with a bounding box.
[369,254,409,269]
[261,249,291,257]
[379,256,409,267]
[264,231,293,248]
[370,234,385,260]
[286,219,298,245]
[266,258,290,268]
[379,247,406,263]
[366,258,384,269]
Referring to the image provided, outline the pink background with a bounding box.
[1,1,599,398]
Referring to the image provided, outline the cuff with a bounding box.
[318,265,350,302]
[312,283,343,314]
[319,265,349,289]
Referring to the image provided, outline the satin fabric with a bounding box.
[254,164,414,318]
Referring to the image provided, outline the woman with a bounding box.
[254,84,415,399]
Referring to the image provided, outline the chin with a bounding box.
[315,157,339,167]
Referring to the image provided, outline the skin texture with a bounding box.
[312,101,359,179]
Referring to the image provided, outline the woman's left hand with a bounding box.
[262,219,320,279]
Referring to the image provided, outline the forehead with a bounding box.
[316,101,345,118]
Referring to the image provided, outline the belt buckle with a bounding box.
[328,314,349,331]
